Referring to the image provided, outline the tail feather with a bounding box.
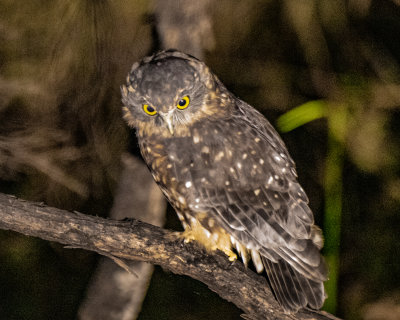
[286,259,326,309]
[278,245,328,281]
[262,256,326,312]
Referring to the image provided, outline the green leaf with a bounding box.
[277,100,327,132]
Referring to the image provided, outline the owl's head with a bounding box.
[121,50,232,137]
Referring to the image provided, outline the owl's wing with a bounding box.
[183,100,327,311]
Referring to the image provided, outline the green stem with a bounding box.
[323,110,345,313]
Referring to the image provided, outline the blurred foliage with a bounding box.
[1,0,400,319]
[278,99,348,312]
[277,100,326,133]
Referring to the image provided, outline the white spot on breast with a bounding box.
[237,131,242,135]
[259,159,264,165]
[229,167,235,173]
[274,175,280,180]
[185,181,192,188]
[274,155,281,162]
[195,198,200,203]
[201,146,210,153]
[225,180,230,186]
[254,189,260,196]
[242,153,248,159]
[201,177,206,182]
[253,164,258,169]
[267,176,274,185]
[215,151,224,161]
[255,137,261,143]
[203,228,211,238]
[171,177,176,181]
[281,168,286,173]
[208,219,215,228]
[146,147,152,153]
[274,193,279,199]
[179,196,186,204]
[167,164,172,169]
[193,135,200,144]
[251,150,256,155]
[236,162,242,169]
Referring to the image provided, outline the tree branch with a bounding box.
[0,192,339,320]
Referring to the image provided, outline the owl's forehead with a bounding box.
[133,58,197,98]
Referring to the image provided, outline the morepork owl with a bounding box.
[121,49,327,313]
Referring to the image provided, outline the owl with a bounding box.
[121,49,327,313]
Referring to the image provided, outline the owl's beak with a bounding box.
[160,111,175,135]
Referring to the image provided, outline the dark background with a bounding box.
[1,1,400,319]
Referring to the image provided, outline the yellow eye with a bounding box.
[143,104,157,116]
[177,96,190,110]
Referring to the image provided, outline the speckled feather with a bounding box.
[121,50,327,312]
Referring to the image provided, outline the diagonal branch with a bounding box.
[0,192,340,320]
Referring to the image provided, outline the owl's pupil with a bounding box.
[147,106,155,113]
[178,99,185,106]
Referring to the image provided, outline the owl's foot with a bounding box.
[215,245,237,262]
[179,218,238,261]
[180,228,196,243]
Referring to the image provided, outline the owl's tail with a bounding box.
[261,256,327,312]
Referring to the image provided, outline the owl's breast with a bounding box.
[138,134,197,210]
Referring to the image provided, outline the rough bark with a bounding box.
[0,192,340,320]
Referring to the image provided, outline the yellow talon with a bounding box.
[225,249,237,261]
[177,216,238,262]
[181,229,196,243]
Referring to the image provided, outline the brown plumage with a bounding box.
[121,49,327,313]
